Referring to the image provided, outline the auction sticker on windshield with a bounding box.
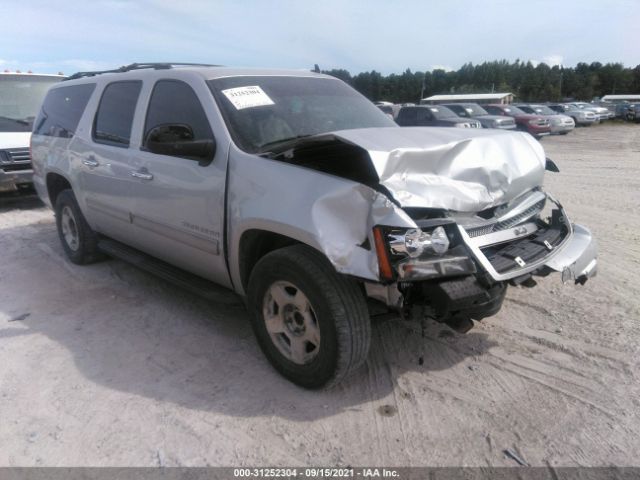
[221,86,274,110]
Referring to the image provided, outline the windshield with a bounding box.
[208,76,395,153]
[531,105,556,115]
[463,104,489,116]
[427,106,458,119]
[0,75,62,132]
[502,106,527,115]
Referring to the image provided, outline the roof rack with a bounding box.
[64,62,221,81]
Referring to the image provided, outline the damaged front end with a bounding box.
[269,127,597,332]
[366,188,597,332]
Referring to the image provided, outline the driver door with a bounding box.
[127,79,231,287]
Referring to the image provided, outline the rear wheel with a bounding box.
[55,189,102,264]
[247,245,371,389]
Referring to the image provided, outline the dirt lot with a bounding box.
[1,123,639,467]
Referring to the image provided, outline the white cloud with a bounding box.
[542,54,564,67]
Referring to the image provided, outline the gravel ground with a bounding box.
[0,123,638,467]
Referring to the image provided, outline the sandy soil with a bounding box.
[0,123,639,467]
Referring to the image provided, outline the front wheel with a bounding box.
[247,245,371,389]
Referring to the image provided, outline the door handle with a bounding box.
[82,157,99,167]
[130,170,154,181]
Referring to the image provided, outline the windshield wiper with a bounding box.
[257,134,313,155]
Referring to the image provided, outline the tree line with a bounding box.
[322,60,640,104]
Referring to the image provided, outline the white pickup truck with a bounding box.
[0,72,63,192]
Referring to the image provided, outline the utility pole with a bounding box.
[420,71,426,104]
[559,66,563,101]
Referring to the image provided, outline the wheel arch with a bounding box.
[46,172,73,207]
[237,228,309,293]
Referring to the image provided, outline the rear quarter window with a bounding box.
[33,83,96,138]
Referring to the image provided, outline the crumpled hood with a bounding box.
[311,126,546,213]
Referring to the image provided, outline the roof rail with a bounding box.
[64,62,221,81]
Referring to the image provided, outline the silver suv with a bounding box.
[31,63,598,388]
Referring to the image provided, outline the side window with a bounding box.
[34,83,96,138]
[417,109,433,123]
[144,80,213,149]
[399,108,417,125]
[93,81,142,147]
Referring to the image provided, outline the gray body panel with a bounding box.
[30,66,597,304]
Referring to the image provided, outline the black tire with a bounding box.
[55,189,102,264]
[247,245,371,389]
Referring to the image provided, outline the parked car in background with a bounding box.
[569,102,614,121]
[440,103,516,130]
[483,104,551,139]
[396,105,481,128]
[0,71,64,192]
[377,104,400,119]
[624,104,640,122]
[614,103,633,119]
[547,104,599,126]
[516,104,575,135]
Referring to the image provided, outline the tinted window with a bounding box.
[33,83,95,138]
[446,104,466,116]
[428,106,457,119]
[144,80,213,144]
[417,108,433,122]
[93,81,141,147]
[397,108,418,125]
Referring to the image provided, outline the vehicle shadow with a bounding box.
[0,187,45,212]
[1,219,498,421]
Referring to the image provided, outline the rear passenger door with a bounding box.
[128,79,231,287]
[78,80,142,243]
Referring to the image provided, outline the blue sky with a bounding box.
[1,0,638,75]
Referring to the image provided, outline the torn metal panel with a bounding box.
[305,126,546,212]
[227,150,415,290]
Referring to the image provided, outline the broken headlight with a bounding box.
[373,223,475,282]
[388,226,450,258]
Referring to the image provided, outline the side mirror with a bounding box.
[144,124,215,166]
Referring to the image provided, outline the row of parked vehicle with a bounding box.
[376,99,628,139]
[614,103,640,122]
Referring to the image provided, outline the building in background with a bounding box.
[421,92,514,105]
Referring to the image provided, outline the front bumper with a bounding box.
[527,126,551,137]
[575,117,598,125]
[0,169,33,192]
[543,224,598,284]
[550,123,575,134]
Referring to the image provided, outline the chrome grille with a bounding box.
[8,148,31,162]
[0,148,32,171]
[465,199,545,238]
